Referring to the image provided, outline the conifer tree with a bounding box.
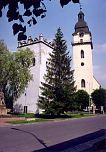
[38,28,76,115]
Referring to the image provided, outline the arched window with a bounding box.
[81,50,84,58]
[81,79,86,88]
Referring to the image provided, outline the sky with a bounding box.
[0,0,106,88]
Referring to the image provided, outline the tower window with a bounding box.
[81,62,84,66]
[32,58,35,66]
[79,15,82,19]
[79,32,84,37]
[80,39,83,43]
[81,79,86,88]
[81,50,84,58]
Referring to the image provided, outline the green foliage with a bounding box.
[91,88,106,108]
[0,40,34,109]
[8,118,50,124]
[73,90,89,110]
[38,28,76,115]
[8,113,93,125]
[16,113,35,118]
[0,1,79,40]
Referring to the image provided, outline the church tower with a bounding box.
[14,10,100,113]
[72,10,94,95]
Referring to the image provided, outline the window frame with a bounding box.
[81,50,84,58]
[81,79,86,88]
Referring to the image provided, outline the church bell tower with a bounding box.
[72,10,93,95]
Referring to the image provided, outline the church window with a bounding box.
[79,14,82,19]
[79,32,84,37]
[81,62,84,66]
[81,50,84,58]
[80,39,83,43]
[32,57,35,66]
[81,79,86,88]
[24,106,27,113]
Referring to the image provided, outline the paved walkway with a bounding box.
[0,117,25,127]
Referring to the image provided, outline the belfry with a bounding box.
[72,10,100,94]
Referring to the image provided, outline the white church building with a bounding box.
[14,11,100,113]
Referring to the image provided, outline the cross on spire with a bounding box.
[79,2,82,11]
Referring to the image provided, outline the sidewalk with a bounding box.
[0,117,25,127]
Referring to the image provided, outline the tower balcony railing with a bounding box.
[71,39,92,44]
[71,39,93,49]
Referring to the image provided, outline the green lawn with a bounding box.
[8,118,51,124]
[15,113,35,118]
[7,113,94,124]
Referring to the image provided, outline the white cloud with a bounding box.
[93,65,100,70]
[93,64,106,88]
[94,43,106,53]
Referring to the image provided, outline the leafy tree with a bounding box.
[38,28,76,115]
[0,40,10,91]
[0,40,34,109]
[91,88,106,110]
[73,90,89,110]
[0,0,79,41]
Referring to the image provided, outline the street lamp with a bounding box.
[24,88,27,113]
[89,95,91,114]
[87,82,91,114]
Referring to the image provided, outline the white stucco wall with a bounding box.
[14,38,53,113]
[93,77,100,91]
[72,33,94,94]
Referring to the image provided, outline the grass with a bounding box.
[68,113,94,118]
[8,118,51,124]
[7,113,95,124]
[15,113,35,118]
[66,112,94,118]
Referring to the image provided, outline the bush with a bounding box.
[15,113,35,118]
[35,114,71,119]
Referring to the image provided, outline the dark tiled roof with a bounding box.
[73,11,90,35]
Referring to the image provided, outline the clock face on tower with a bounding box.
[79,32,84,37]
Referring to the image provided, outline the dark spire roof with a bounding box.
[73,11,90,35]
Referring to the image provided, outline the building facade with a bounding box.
[72,11,100,95]
[14,11,100,113]
[14,34,53,113]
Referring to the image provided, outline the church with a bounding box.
[14,10,100,113]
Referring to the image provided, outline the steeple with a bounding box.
[73,10,90,35]
[72,8,96,95]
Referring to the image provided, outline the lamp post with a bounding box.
[89,94,91,114]
[24,88,27,113]
[88,82,91,114]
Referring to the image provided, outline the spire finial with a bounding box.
[79,2,82,11]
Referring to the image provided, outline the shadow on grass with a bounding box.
[34,113,85,119]
[35,114,71,119]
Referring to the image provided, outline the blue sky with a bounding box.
[0,0,106,88]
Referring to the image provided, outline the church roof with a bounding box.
[18,35,54,49]
[73,11,91,35]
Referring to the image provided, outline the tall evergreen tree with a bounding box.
[38,28,76,115]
